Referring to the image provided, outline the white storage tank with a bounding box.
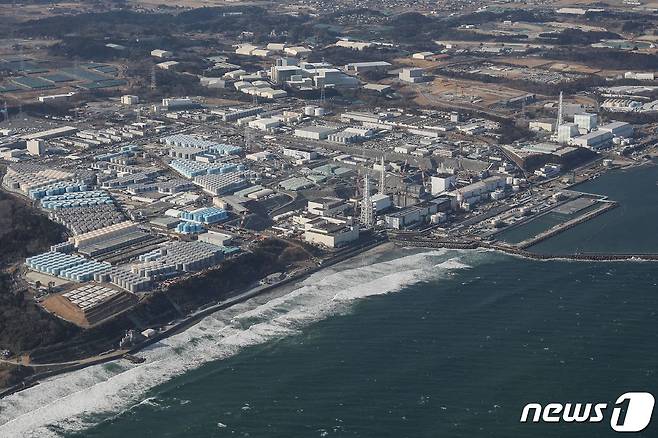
[314,107,326,117]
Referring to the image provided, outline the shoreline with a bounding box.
[2,158,655,400]
[0,237,391,400]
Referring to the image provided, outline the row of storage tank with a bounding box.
[136,241,225,273]
[304,105,327,117]
[176,222,205,234]
[180,207,228,224]
[169,159,246,179]
[94,267,151,293]
[25,251,110,282]
[42,197,114,210]
[58,260,111,282]
[29,182,90,200]
[48,204,125,235]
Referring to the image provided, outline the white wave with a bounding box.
[0,248,477,438]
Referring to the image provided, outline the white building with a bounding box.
[529,121,555,132]
[307,198,348,216]
[399,68,426,83]
[431,175,456,195]
[121,95,139,105]
[151,49,173,58]
[248,118,281,131]
[343,61,391,74]
[557,123,579,144]
[624,72,655,81]
[283,147,317,161]
[294,126,339,140]
[571,130,613,149]
[198,230,233,246]
[284,46,312,57]
[304,217,359,248]
[371,193,392,212]
[26,139,45,156]
[412,51,434,60]
[598,121,633,138]
[573,113,598,132]
[336,40,373,51]
[156,61,180,70]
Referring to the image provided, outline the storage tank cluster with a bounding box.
[304,105,326,117]
[208,143,243,155]
[94,266,151,293]
[131,261,178,280]
[26,251,87,276]
[181,207,228,224]
[59,260,111,282]
[193,172,248,195]
[176,221,205,234]
[48,204,125,235]
[137,241,224,273]
[29,181,89,200]
[169,158,246,179]
[51,241,75,253]
[40,190,113,210]
[95,145,138,162]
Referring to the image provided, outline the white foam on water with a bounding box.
[0,248,475,438]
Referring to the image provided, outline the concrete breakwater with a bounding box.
[515,201,618,249]
[390,235,658,262]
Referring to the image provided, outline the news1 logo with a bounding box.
[520,392,655,432]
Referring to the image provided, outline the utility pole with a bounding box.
[379,155,386,194]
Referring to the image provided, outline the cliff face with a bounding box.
[0,189,67,268]
[25,239,318,365]
[0,186,77,351]
[0,184,78,389]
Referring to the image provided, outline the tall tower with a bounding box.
[359,174,374,227]
[379,155,386,194]
[150,65,157,91]
[244,126,253,151]
[556,91,564,128]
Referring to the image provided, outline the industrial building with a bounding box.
[121,95,139,105]
[343,61,391,74]
[399,68,426,83]
[294,126,338,140]
[27,139,45,156]
[307,198,349,216]
[572,130,613,149]
[448,176,507,210]
[303,217,359,248]
[598,121,633,138]
[430,175,456,195]
[151,49,173,58]
[574,113,598,132]
[557,123,580,143]
[283,147,318,161]
[412,52,435,60]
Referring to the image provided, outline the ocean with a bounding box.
[0,163,656,438]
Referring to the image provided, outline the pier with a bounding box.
[515,201,618,249]
[389,234,658,262]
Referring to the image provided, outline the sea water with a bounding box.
[0,163,656,438]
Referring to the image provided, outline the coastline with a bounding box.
[1,157,655,400]
[0,237,392,400]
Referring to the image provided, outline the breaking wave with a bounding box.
[0,247,483,437]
